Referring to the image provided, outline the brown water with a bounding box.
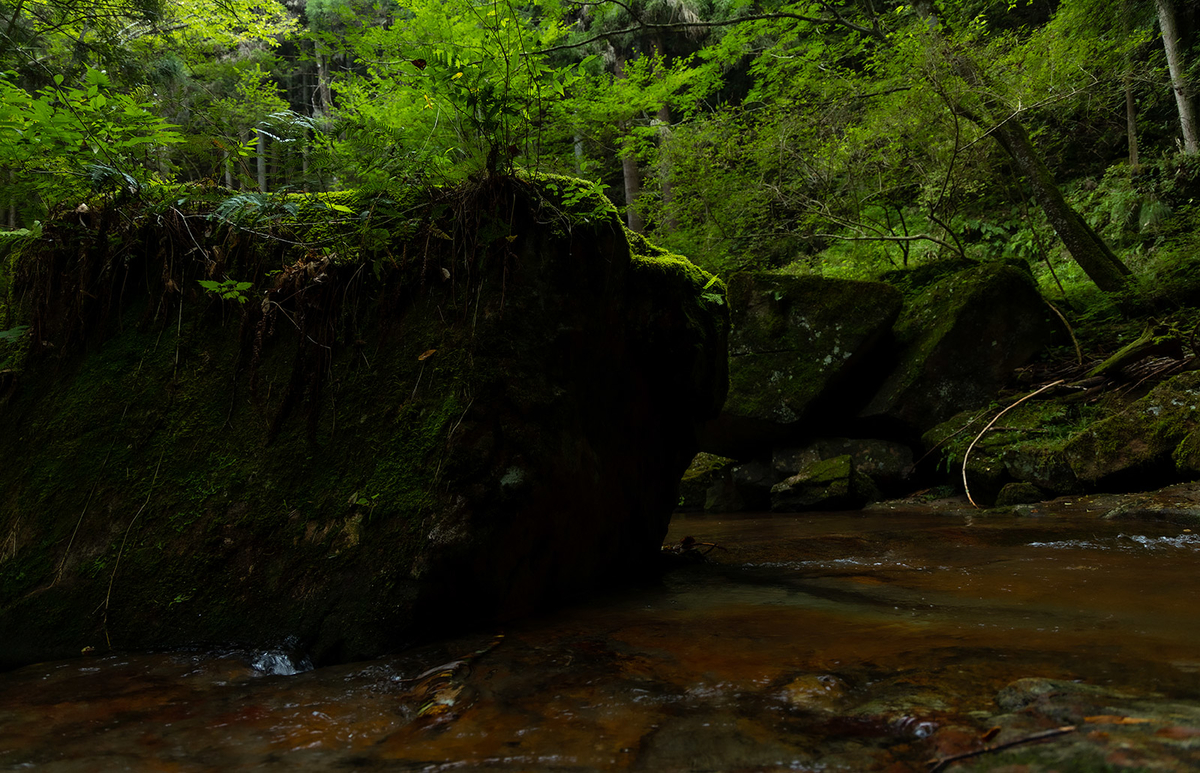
[3,504,1200,772]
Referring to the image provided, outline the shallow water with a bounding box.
[3,504,1200,771]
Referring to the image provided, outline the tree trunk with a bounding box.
[315,52,333,118]
[937,43,1132,291]
[621,148,645,233]
[990,119,1131,292]
[1123,1,1140,172]
[1157,0,1199,154]
[256,128,268,193]
[657,104,677,232]
[614,56,645,233]
[1126,82,1140,170]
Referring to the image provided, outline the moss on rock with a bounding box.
[862,261,1052,435]
[0,175,728,668]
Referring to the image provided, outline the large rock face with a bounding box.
[700,273,901,457]
[1064,370,1200,488]
[0,177,728,668]
[861,261,1051,435]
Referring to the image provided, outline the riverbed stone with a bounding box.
[861,260,1052,435]
[994,481,1046,506]
[0,177,729,669]
[975,677,1200,772]
[699,272,901,457]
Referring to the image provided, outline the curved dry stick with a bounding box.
[1044,300,1082,369]
[963,379,1064,508]
[928,725,1076,772]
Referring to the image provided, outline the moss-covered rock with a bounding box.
[774,438,914,495]
[994,481,1046,506]
[1064,370,1200,488]
[677,452,737,511]
[862,261,1052,435]
[0,176,728,669]
[701,272,901,457]
[704,459,776,513]
[769,454,879,512]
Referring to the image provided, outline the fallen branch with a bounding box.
[928,725,1076,772]
[963,380,1064,508]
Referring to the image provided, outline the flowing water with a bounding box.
[4,501,1200,772]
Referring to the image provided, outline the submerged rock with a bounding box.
[0,177,728,668]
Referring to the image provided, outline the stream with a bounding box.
[3,498,1200,771]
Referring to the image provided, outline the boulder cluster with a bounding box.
[680,259,1200,511]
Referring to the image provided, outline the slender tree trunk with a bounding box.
[614,56,645,233]
[1157,0,1199,154]
[256,128,268,192]
[657,104,677,232]
[1123,1,1140,172]
[990,119,1131,291]
[6,169,14,228]
[941,47,1132,290]
[315,51,333,118]
[621,149,645,233]
[1126,83,1140,169]
[912,6,1131,291]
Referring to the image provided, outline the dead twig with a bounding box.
[928,725,1076,772]
[662,535,726,557]
[963,380,1064,508]
[1044,300,1081,370]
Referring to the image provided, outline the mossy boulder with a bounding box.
[994,481,1046,506]
[922,399,1092,504]
[677,452,737,511]
[769,455,879,512]
[700,272,901,457]
[1063,370,1200,488]
[0,176,729,669]
[861,261,1051,435]
[773,438,914,495]
[703,459,776,513]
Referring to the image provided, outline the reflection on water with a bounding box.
[2,506,1200,771]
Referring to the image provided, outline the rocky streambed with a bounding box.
[3,487,1200,771]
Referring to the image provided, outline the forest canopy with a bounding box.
[1,0,1199,297]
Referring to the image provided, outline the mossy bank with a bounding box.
[0,175,728,669]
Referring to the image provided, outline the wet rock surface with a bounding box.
[862,260,1053,435]
[701,272,901,457]
[0,179,729,668]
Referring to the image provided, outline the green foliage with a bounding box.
[0,67,182,215]
[197,278,253,304]
[319,0,594,181]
